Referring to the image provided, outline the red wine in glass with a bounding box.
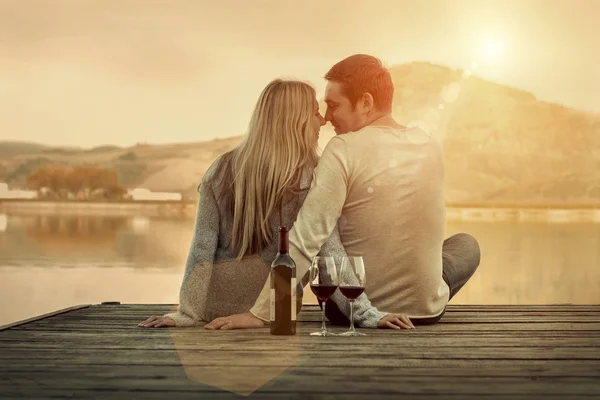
[310,285,338,302]
[338,256,367,336]
[339,286,364,300]
[309,256,338,336]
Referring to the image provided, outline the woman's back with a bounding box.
[166,156,312,324]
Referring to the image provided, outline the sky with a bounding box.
[1,0,599,148]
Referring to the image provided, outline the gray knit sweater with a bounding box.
[164,156,386,328]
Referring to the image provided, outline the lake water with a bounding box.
[1,212,599,326]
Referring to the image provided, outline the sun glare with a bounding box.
[480,38,504,62]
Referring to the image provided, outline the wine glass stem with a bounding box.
[349,300,355,333]
[321,301,327,333]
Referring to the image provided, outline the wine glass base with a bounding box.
[337,330,366,337]
[310,331,337,336]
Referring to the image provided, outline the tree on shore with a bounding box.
[26,165,127,200]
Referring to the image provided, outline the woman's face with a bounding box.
[311,99,326,141]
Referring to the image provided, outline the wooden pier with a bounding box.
[1,303,599,399]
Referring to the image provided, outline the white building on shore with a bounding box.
[127,188,182,201]
[0,182,38,199]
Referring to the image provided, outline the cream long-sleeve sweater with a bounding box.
[164,155,387,328]
[250,126,450,321]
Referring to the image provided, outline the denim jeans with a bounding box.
[321,232,481,326]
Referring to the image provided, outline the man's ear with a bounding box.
[361,92,375,114]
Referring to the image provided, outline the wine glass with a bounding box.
[309,256,338,336]
[338,256,367,336]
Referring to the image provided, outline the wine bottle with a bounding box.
[270,226,297,335]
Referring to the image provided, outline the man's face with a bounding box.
[324,81,365,135]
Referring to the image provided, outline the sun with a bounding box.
[480,37,504,62]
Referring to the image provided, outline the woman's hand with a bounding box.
[377,313,415,330]
[205,312,265,330]
[138,315,176,328]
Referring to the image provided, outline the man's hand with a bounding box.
[138,315,176,328]
[205,312,266,330]
[377,313,415,330]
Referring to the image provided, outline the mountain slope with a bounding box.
[388,62,600,205]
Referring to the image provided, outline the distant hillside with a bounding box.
[0,137,245,200]
[387,62,600,205]
[1,61,599,205]
[0,141,52,157]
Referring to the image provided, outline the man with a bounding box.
[206,54,481,330]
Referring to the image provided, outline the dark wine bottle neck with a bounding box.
[278,227,289,254]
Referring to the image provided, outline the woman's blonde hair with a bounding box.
[211,79,319,260]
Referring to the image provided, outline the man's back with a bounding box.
[250,124,451,321]
[237,53,480,328]
[333,125,448,317]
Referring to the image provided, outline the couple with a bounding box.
[139,54,481,330]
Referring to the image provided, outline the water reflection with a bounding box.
[0,213,599,326]
[24,215,128,253]
[445,221,600,305]
[1,214,193,268]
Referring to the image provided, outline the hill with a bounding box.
[0,137,245,200]
[0,141,53,157]
[1,61,599,205]
[387,62,600,205]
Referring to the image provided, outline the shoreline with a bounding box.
[2,198,600,208]
[0,199,195,218]
[1,199,600,223]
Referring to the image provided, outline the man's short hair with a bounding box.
[325,54,394,112]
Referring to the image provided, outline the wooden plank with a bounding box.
[0,374,598,395]
[75,304,600,312]
[0,304,91,331]
[68,314,600,325]
[76,309,600,317]
[2,330,599,346]
[444,305,600,311]
[89,303,600,308]
[82,305,600,314]
[43,316,600,325]
[4,327,599,339]
[1,327,599,346]
[45,310,600,322]
[2,346,599,362]
[2,334,598,349]
[50,305,600,325]
[1,390,595,400]
[8,321,600,332]
[2,360,599,377]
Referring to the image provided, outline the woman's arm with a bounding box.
[163,180,220,326]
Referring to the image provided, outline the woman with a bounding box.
[138,79,407,330]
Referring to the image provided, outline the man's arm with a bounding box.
[249,137,350,321]
[316,224,388,328]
